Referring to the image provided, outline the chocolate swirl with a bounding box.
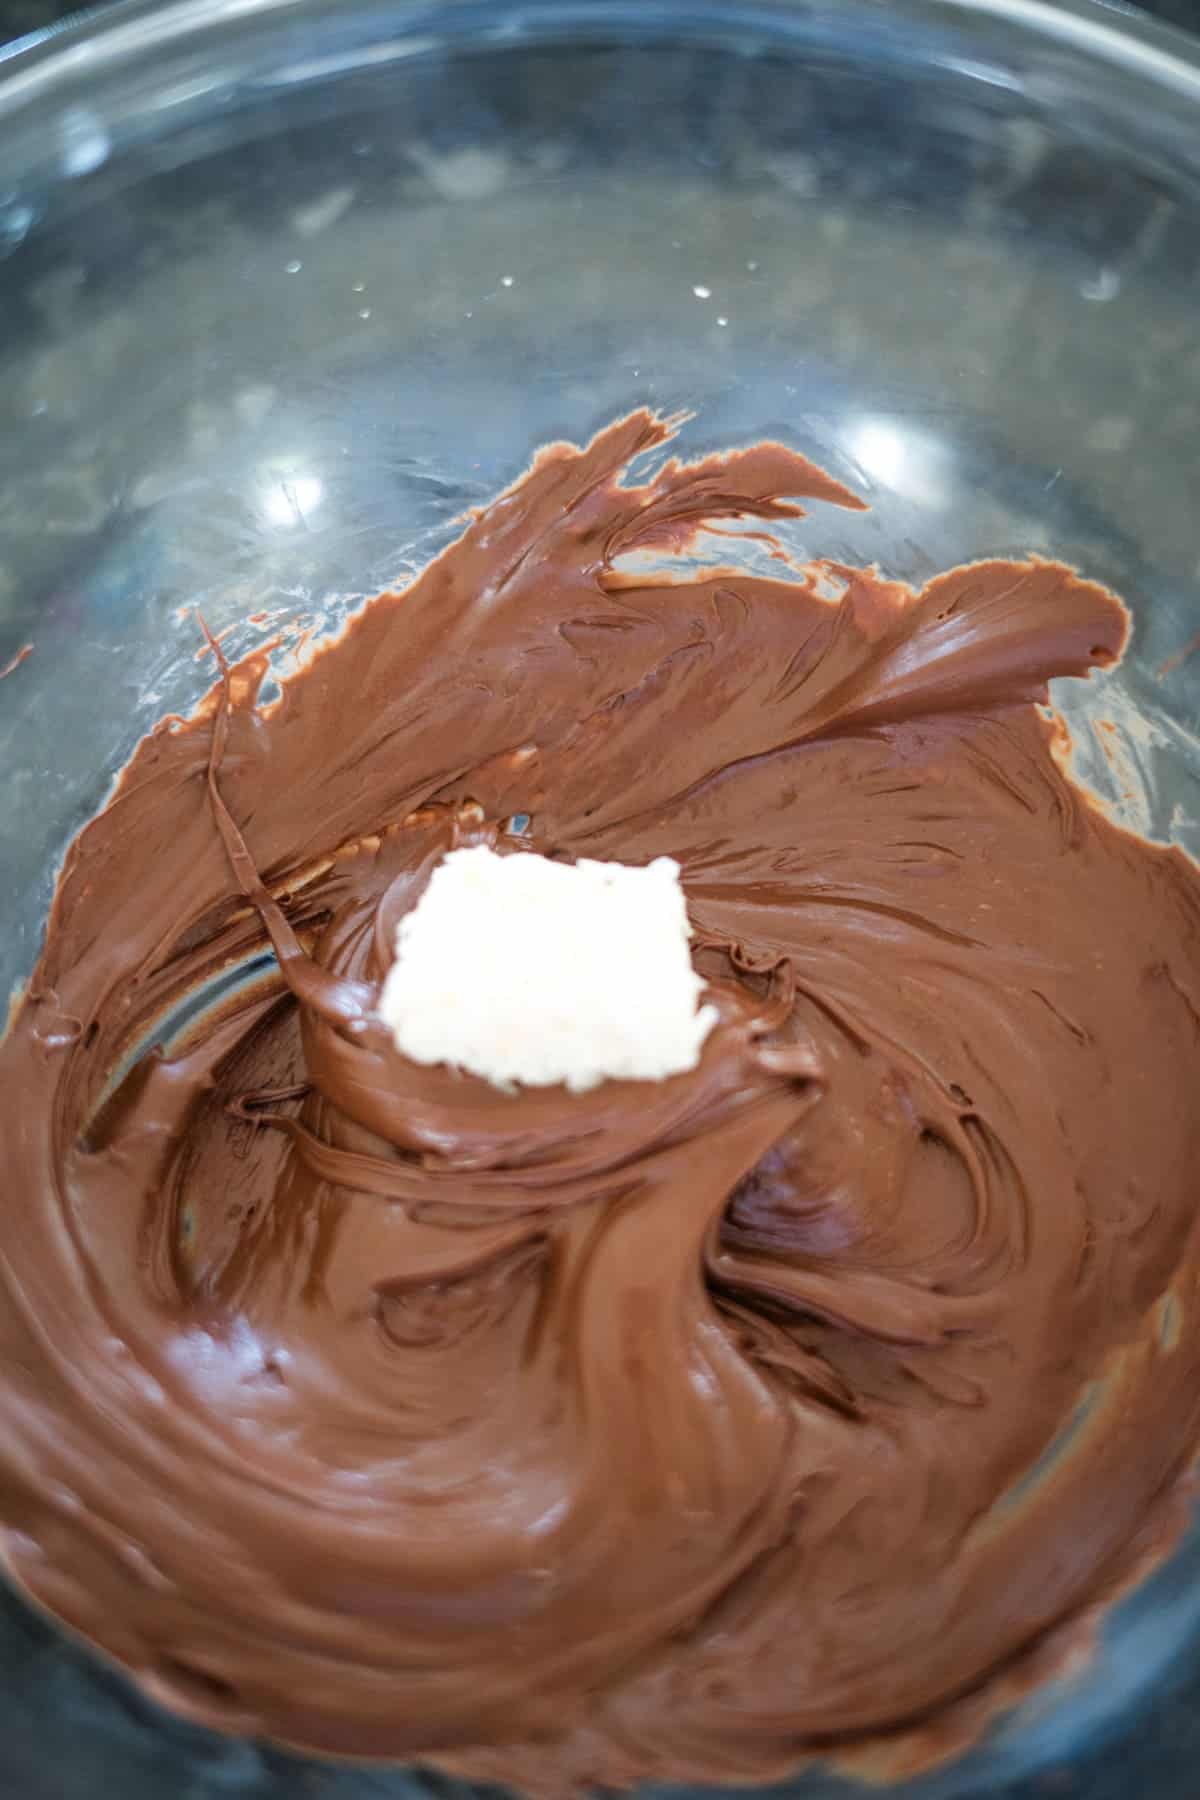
[1,412,1199,1791]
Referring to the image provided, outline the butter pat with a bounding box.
[377,846,717,1092]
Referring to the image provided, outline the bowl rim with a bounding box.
[3,0,1200,125]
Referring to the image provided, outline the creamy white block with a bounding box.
[377,846,717,1092]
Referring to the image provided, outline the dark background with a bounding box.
[1,0,1200,46]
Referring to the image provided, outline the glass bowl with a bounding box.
[2,2,1200,1796]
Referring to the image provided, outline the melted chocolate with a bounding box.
[2,412,1200,1790]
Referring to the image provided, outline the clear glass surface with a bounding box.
[1,2,1200,1795]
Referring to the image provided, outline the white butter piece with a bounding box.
[377,846,717,1092]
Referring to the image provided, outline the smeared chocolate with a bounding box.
[2,412,1199,1791]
